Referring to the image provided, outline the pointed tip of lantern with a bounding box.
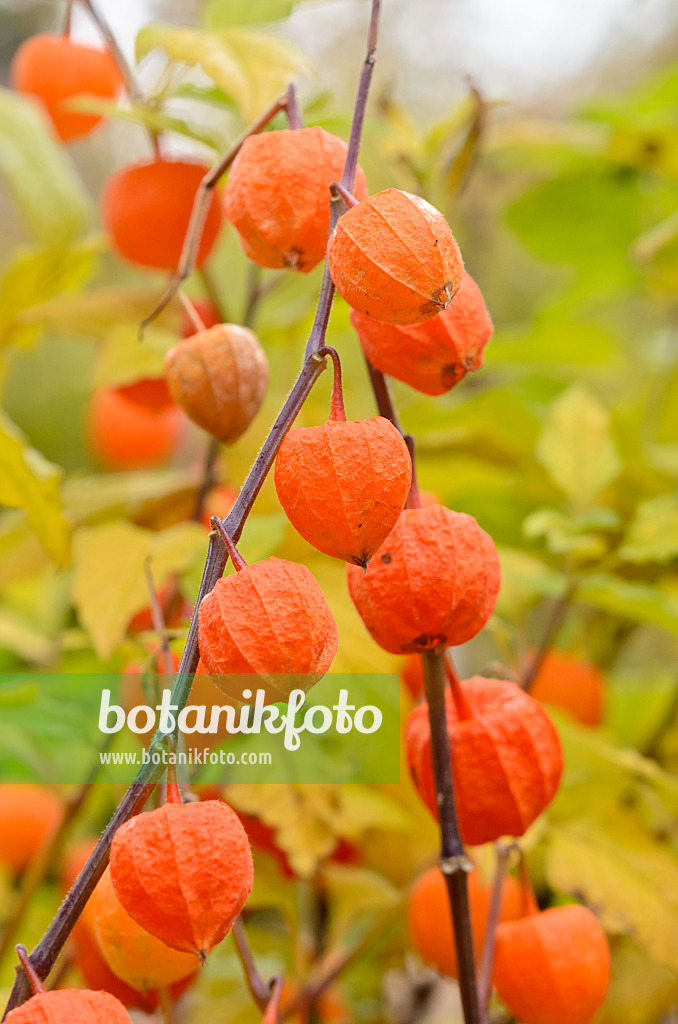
[198,947,209,965]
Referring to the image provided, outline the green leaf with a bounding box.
[495,546,565,617]
[551,712,678,818]
[0,88,91,246]
[0,241,100,348]
[71,520,206,658]
[236,513,288,565]
[506,164,643,287]
[0,412,70,566]
[136,23,311,121]
[620,494,678,564]
[523,508,607,559]
[536,384,622,506]
[62,468,200,525]
[545,809,678,970]
[323,864,400,949]
[577,574,678,637]
[204,0,309,28]
[66,97,226,151]
[14,286,178,339]
[93,325,177,390]
[602,938,678,1024]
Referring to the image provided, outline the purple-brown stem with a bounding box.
[304,0,381,358]
[421,649,482,1024]
[232,917,273,1012]
[477,842,511,1011]
[141,92,291,333]
[522,583,577,691]
[2,3,382,1014]
[285,83,303,129]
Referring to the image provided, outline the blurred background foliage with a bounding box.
[0,0,677,1022]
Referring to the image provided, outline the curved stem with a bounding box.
[15,947,43,996]
[317,347,346,421]
[211,517,247,570]
[232,917,272,1012]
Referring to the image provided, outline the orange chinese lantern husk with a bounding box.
[405,676,563,845]
[530,649,605,726]
[350,271,492,395]
[11,34,122,142]
[91,868,197,991]
[275,416,412,566]
[328,189,464,326]
[165,324,268,443]
[224,127,368,272]
[493,903,610,1024]
[0,785,61,874]
[347,505,500,654]
[109,799,253,957]
[5,989,132,1024]
[102,159,222,271]
[198,557,337,702]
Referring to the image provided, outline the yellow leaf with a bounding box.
[322,863,400,948]
[546,809,678,971]
[226,784,340,878]
[71,520,205,658]
[536,384,621,507]
[93,324,177,390]
[136,23,312,121]
[600,938,678,1024]
[0,412,70,566]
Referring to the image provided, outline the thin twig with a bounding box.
[2,2,383,1012]
[232,917,272,1012]
[642,674,678,759]
[304,0,381,358]
[192,437,221,523]
[522,583,577,691]
[477,842,511,1011]
[140,93,291,333]
[283,903,400,1019]
[143,558,171,671]
[62,0,74,35]
[178,290,207,333]
[78,0,160,156]
[199,267,229,324]
[421,649,482,1024]
[77,0,141,105]
[363,358,404,433]
[285,83,303,129]
[241,267,285,329]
